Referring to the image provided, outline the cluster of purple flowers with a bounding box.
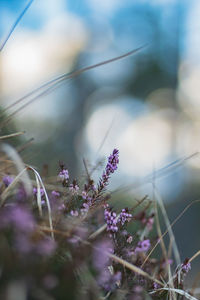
[104,204,132,233]
[134,239,151,253]
[104,205,118,232]
[118,208,132,226]
[69,179,79,194]
[98,149,119,193]
[2,175,13,187]
[58,168,69,185]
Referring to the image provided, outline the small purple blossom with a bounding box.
[181,259,191,274]
[104,205,118,233]
[127,235,133,244]
[82,190,87,200]
[33,187,45,198]
[70,210,79,217]
[2,175,13,187]
[69,180,79,194]
[58,169,69,183]
[51,190,60,198]
[134,239,150,253]
[152,282,160,290]
[118,208,132,226]
[146,216,154,231]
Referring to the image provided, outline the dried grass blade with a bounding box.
[1,45,146,121]
[108,253,164,287]
[153,288,198,300]
[153,184,181,266]
[0,131,25,140]
[27,166,54,239]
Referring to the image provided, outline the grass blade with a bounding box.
[0,0,34,52]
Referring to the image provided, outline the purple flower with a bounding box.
[69,180,79,194]
[51,190,60,198]
[70,210,79,217]
[181,259,191,274]
[118,208,132,226]
[134,239,150,253]
[127,235,133,244]
[82,190,87,200]
[152,282,160,290]
[104,205,118,233]
[2,175,13,187]
[58,169,69,183]
[98,149,119,193]
[33,187,45,198]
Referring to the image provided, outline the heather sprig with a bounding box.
[0,148,195,300]
[97,148,119,196]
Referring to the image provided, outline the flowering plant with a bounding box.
[0,148,195,300]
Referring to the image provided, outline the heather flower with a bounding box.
[82,190,87,199]
[152,282,160,290]
[118,208,132,226]
[33,187,45,198]
[127,235,133,244]
[98,149,119,193]
[51,190,60,198]
[2,175,13,187]
[104,205,118,233]
[58,168,69,185]
[69,180,79,194]
[70,210,79,217]
[134,239,150,253]
[146,216,154,231]
[181,258,191,274]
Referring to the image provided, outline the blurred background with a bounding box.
[1,0,200,276]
